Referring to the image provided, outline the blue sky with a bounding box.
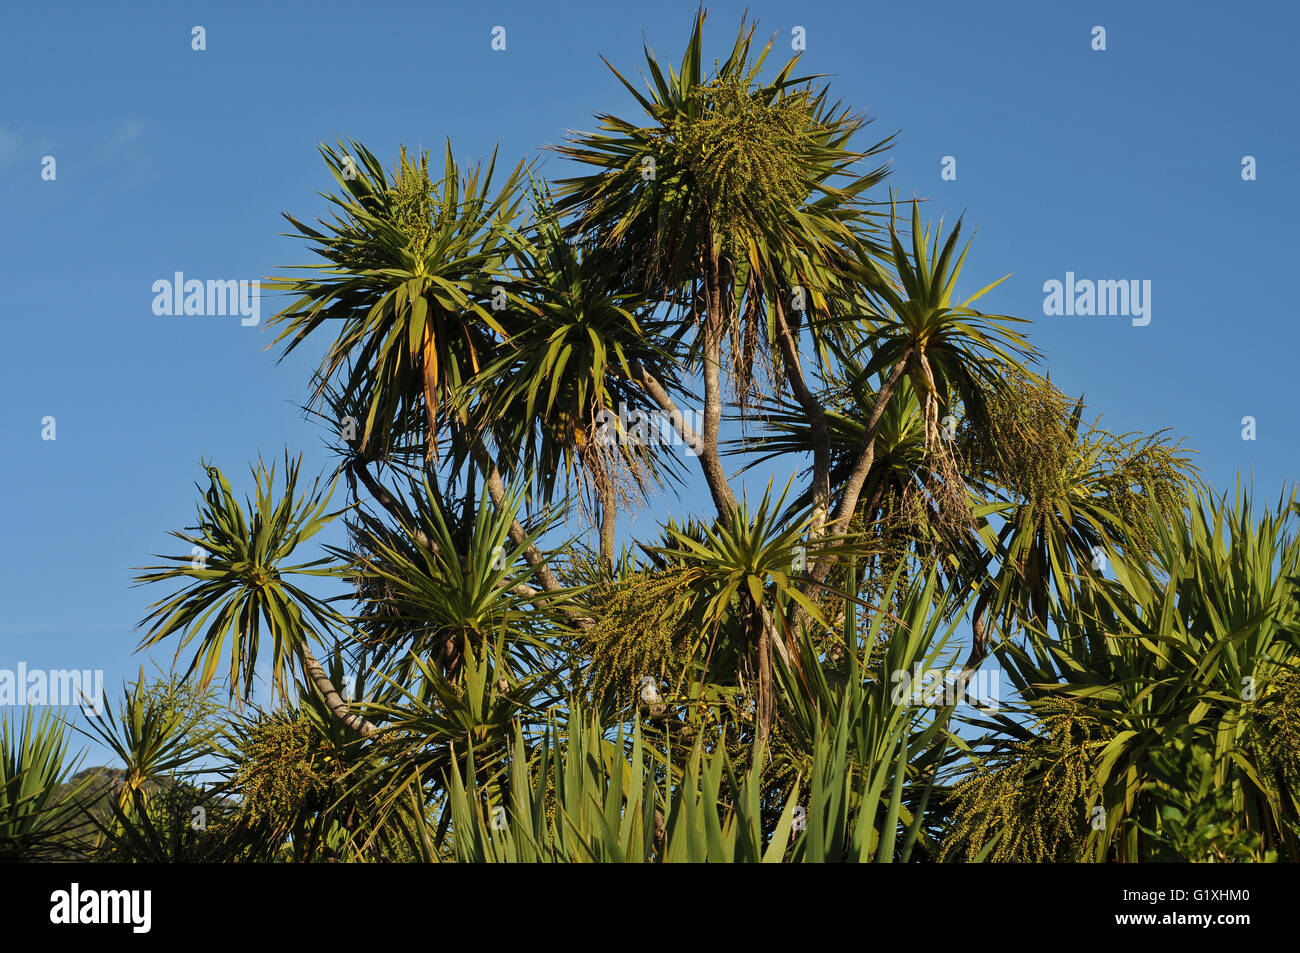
[2,0,1296,762]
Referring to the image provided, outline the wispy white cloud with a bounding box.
[0,121,149,174]
[0,122,55,168]
[104,119,145,151]
[91,118,151,177]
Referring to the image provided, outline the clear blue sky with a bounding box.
[2,0,1296,761]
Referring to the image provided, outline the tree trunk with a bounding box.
[469,441,563,591]
[759,602,795,672]
[351,460,437,555]
[774,301,831,540]
[816,353,911,585]
[771,302,833,645]
[625,358,733,517]
[469,439,592,630]
[598,471,616,572]
[299,642,377,736]
[698,251,737,525]
[628,362,703,452]
[951,583,994,710]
